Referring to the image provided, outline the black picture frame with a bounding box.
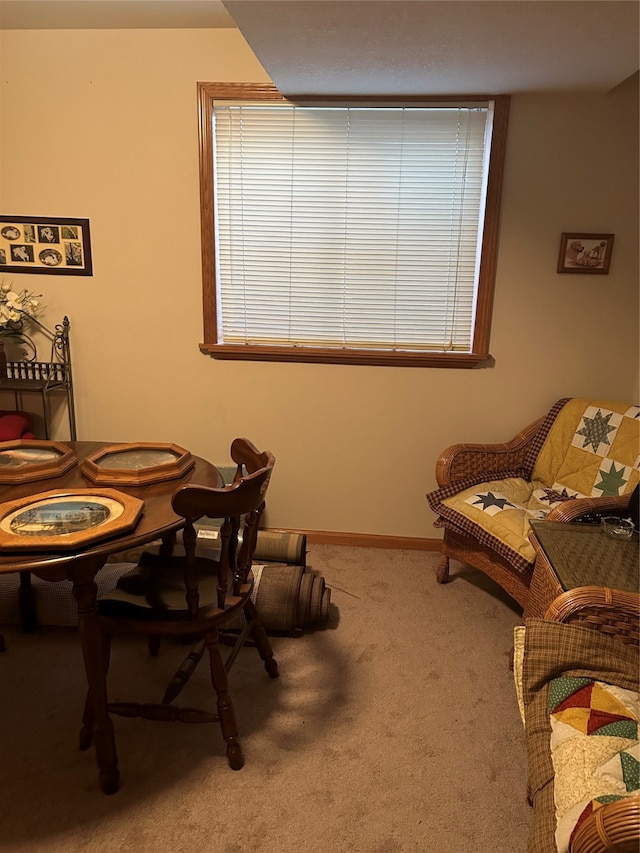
[0,215,93,276]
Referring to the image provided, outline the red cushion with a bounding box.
[0,413,32,440]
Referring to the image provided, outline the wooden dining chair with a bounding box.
[79,438,277,771]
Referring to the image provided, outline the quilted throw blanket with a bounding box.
[532,399,640,501]
[548,675,639,853]
[429,399,640,571]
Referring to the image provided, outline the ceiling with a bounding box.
[223,1,640,95]
[0,0,638,96]
[0,1,236,29]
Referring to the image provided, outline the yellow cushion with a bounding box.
[442,476,550,563]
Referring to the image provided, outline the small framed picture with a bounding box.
[81,442,195,486]
[0,439,77,485]
[557,233,614,275]
[0,488,144,551]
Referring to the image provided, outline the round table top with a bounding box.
[0,440,224,574]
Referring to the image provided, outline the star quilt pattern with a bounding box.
[533,400,639,499]
[548,675,640,853]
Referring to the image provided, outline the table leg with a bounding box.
[71,565,120,795]
[19,571,38,633]
[160,530,177,555]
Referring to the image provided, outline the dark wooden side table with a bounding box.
[525,520,639,621]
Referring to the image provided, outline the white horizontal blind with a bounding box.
[213,103,492,352]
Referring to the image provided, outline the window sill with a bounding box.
[199,343,494,369]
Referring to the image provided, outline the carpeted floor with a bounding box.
[0,545,532,852]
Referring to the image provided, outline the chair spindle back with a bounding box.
[171,443,275,617]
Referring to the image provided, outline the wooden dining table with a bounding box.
[0,440,224,794]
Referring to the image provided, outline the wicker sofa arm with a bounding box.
[546,495,631,524]
[435,416,544,486]
[570,793,640,853]
[544,586,640,647]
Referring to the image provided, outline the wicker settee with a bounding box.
[426,398,640,610]
[514,587,640,853]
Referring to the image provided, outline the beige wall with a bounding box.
[0,28,638,540]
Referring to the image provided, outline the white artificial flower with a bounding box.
[0,283,44,328]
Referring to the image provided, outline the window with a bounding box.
[198,83,510,368]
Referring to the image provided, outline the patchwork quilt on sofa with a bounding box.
[428,398,640,573]
[548,675,639,852]
[515,619,640,853]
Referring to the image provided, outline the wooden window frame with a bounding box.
[197,83,510,368]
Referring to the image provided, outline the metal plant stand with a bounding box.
[0,315,77,440]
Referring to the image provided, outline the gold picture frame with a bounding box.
[81,442,195,486]
[557,232,614,274]
[0,488,144,551]
[0,215,92,276]
[0,439,77,484]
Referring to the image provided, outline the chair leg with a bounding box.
[436,552,450,583]
[79,632,112,751]
[0,634,5,652]
[205,629,244,770]
[244,599,279,678]
[162,639,206,704]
